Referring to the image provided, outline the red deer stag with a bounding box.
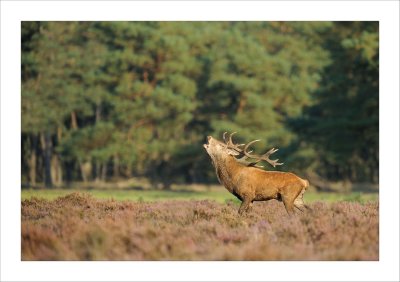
[203,132,309,215]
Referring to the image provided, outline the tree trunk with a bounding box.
[52,127,63,186]
[80,163,88,182]
[94,104,102,183]
[29,151,37,186]
[94,161,102,182]
[51,154,63,186]
[237,92,246,114]
[113,155,120,179]
[65,160,73,185]
[71,111,78,129]
[125,163,132,178]
[80,159,92,182]
[29,134,38,186]
[41,132,53,188]
[372,149,379,183]
[71,111,88,182]
[96,103,102,122]
[101,162,107,181]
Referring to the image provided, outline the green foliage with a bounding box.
[288,22,379,182]
[21,21,379,187]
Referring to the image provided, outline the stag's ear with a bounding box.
[226,148,240,156]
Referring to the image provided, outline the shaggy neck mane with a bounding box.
[211,154,241,193]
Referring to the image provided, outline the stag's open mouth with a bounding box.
[203,136,211,149]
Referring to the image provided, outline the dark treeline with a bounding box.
[21,21,378,189]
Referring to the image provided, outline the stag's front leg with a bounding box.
[238,198,252,215]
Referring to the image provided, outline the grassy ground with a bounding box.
[22,193,379,260]
[21,187,378,204]
[21,187,379,260]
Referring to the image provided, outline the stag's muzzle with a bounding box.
[203,136,212,149]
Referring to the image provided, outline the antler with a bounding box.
[222,132,261,167]
[223,132,244,152]
[222,132,283,168]
[236,155,264,168]
[243,140,283,168]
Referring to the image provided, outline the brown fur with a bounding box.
[204,136,309,215]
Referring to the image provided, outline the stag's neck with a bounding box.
[212,155,242,193]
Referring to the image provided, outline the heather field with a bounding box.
[22,193,379,261]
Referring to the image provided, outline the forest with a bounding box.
[21,21,379,189]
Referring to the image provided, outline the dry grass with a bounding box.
[22,193,378,260]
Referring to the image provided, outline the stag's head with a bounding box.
[203,132,284,168]
[203,134,240,160]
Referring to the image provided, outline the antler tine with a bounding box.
[243,140,284,168]
[223,132,228,143]
[236,155,264,168]
[228,132,237,146]
[265,148,279,155]
[243,139,260,154]
[223,131,244,152]
[223,131,240,147]
[260,148,283,167]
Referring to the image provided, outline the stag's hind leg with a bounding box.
[282,197,295,215]
[293,188,309,212]
[294,200,307,212]
[281,186,303,215]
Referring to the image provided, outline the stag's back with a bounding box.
[249,168,308,189]
[236,167,307,198]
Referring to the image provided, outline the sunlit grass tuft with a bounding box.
[21,187,378,204]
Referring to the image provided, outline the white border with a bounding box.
[1,1,399,281]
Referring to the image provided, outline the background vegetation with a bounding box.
[21,188,378,203]
[21,22,379,190]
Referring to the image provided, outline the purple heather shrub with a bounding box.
[22,193,378,260]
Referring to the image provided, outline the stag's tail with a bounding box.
[301,179,311,211]
[302,179,310,190]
